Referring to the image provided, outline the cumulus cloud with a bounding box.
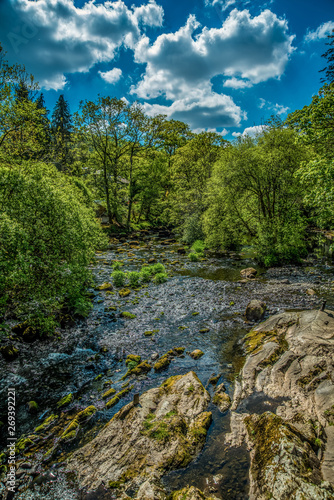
[232,124,267,138]
[142,87,246,130]
[223,77,253,88]
[0,0,163,90]
[304,21,334,42]
[99,68,122,84]
[205,0,250,10]
[132,9,295,101]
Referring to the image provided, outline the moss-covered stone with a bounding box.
[144,330,154,337]
[57,393,73,409]
[126,354,141,365]
[27,401,39,413]
[119,289,131,298]
[35,414,58,433]
[121,312,136,319]
[105,386,134,409]
[96,282,113,291]
[189,350,204,360]
[0,345,19,361]
[102,387,117,399]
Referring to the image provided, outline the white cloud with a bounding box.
[205,0,250,10]
[258,98,289,115]
[232,124,268,138]
[304,21,334,42]
[223,77,253,88]
[99,68,122,84]
[143,87,246,130]
[133,0,164,27]
[132,9,295,101]
[1,0,164,90]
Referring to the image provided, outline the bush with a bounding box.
[128,271,141,288]
[0,162,106,321]
[188,252,200,262]
[112,261,122,271]
[153,273,168,284]
[191,240,205,254]
[112,271,126,287]
[151,263,166,274]
[140,267,152,283]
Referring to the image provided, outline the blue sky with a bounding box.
[0,0,333,139]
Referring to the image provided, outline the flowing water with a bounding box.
[1,231,333,499]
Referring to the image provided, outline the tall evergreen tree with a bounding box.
[51,94,72,171]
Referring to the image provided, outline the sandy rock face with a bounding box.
[229,309,334,500]
[67,371,211,497]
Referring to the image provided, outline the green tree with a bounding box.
[204,126,309,265]
[320,29,334,84]
[51,94,73,171]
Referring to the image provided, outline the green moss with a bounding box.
[96,282,113,291]
[27,401,39,412]
[126,354,141,365]
[154,355,171,371]
[192,312,199,316]
[119,289,131,298]
[144,330,154,337]
[57,393,73,408]
[188,384,194,393]
[105,386,134,409]
[199,328,210,333]
[35,414,58,433]
[95,374,102,381]
[102,387,117,399]
[121,312,136,319]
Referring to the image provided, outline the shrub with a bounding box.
[191,240,205,254]
[112,271,126,287]
[140,267,152,283]
[151,263,166,274]
[188,252,199,262]
[112,261,122,271]
[153,273,168,284]
[128,271,141,288]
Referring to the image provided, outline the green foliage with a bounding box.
[153,273,168,284]
[191,240,205,254]
[112,271,126,287]
[112,261,122,271]
[128,271,141,288]
[151,263,166,274]
[140,267,152,283]
[188,252,200,262]
[0,162,106,320]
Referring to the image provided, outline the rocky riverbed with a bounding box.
[0,230,333,499]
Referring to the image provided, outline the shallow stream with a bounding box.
[1,231,333,499]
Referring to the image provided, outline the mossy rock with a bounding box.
[199,328,210,333]
[105,386,134,409]
[121,312,137,319]
[27,401,39,413]
[119,289,131,298]
[57,393,73,409]
[144,330,154,337]
[122,361,152,379]
[0,345,19,361]
[154,355,171,372]
[35,414,58,433]
[102,387,117,400]
[189,350,204,360]
[96,282,113,291]
[126,354,141,365]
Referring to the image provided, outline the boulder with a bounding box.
[245,300,266,322]
[177,248,186,255]
[240,267,257,279]
[212,383,231,412]
[0,344,19,361]
[229,309,334,499]
[189,349,204,360]
[67,372,212,495]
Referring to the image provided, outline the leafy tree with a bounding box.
[287,83,334,228]
[204,126,309,265]
[170,132,225,243]
[0,161,106,323]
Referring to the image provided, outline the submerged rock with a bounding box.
[67,371,211,496]
[0,344,19,361]
[189,349,204,360]
[212,383,231,412]
[245,299,266,322]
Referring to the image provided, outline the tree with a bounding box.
[203,126,309,265]
[76,97,129,224]
[51,94,73,170]
[169,131,225,243]
[287,81,334,228]
[0,162,106,326]
[320,29,334,84]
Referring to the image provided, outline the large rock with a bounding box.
[229,309,334,499]
[240,267,257,279]
[170,486,219,500]
[67,371,212,497]
[245,299,266,322]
